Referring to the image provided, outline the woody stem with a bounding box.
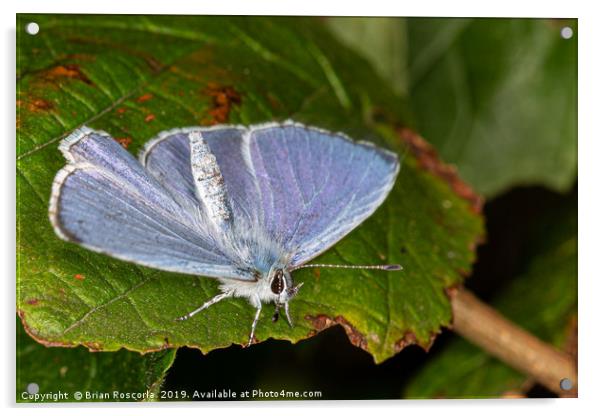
[450,287,577,397]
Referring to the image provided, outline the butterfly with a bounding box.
[49,121,401,346]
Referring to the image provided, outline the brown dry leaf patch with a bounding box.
[115,137,132,148]
[305,314,368,351]
[136,93,154,103]
[202,83,242,124]
[394,331,438,353]
[18,97,53,113]
[397,127,484,214]
[43,64,94,85]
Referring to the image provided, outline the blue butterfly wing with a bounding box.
[140,126,261,227]
[244,123,399,267]
[135,123,398,270]
[138,129,201,212]
[50,128,255,280]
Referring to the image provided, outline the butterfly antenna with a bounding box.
[290,263,402,271]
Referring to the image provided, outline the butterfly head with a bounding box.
[269,268,303,325]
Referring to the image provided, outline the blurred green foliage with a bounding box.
[328,17,577,197]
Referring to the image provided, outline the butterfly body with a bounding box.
[50,121,400,346]
[216,268,295,308]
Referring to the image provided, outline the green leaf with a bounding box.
[17,14,483,364]
[407,18,577,197]
[17,317,176,402]
[403,199,577,398]
[326,17,409,95]
[326,18,577,197]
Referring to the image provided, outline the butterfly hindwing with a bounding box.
[242,123,400,266]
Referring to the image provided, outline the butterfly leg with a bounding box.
[247,295,262,347]
[174,290,233,322]
[283,302,294,328]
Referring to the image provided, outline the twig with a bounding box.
[450,287,577,397]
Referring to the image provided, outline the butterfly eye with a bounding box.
[270,270,284,294]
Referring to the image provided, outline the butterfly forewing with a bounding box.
[142,126,260,228]
[50,128,257,281]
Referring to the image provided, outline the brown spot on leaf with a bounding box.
[144,114,156,123]
[44,64,93,85]
[74,274,85,281]
[144,56,164,73]
[203,84,242,125]
[26,298,39,305]
[25,98,53,113]
[136,93,154,103]
[306,314,368,351]
[116,137,132,149]
[397,127,484,214]
[116,107,126,114]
